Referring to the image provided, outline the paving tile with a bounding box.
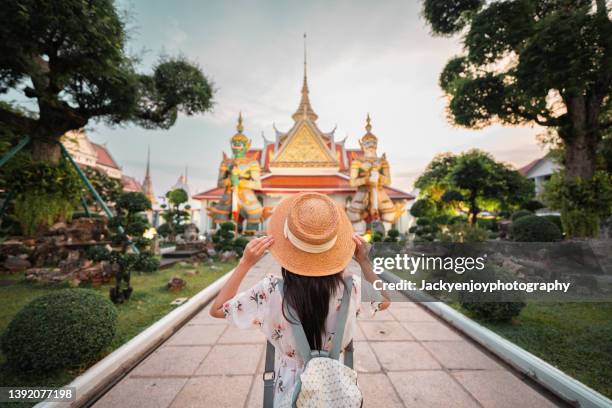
[360,321,414,341]
[389,371,479,408]
[131,346,211,377]
[245,375,264,408]
[389,306,437,322]
[422,341,503,370]
[166,324,226,346]
[353,341,381,373]
[358,304,396,321]
[188,308,227,325]
[358,373,404,408]
[196,344,263,375]
[352,322,366,341]
[93,377,187,408]
[370,341,441,371]
[218,326,267,344]
[402,321,462,341]
[453,370,558,408]
[170,375,253,408]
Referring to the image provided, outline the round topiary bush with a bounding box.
[458,266,525,322]
[1,289,118,373]
[512,215,562,242]
[510,209,532,222]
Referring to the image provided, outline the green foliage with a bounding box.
[116,192,152,214]
[0,1,214,145]
[511,215,562,242]
[511,209,532,222]
[422,0,484,35]
[542,215,563,233]
[415,150,533,226]
[522,200,545,212]
[476,218,498,232]
[410,199,435,218]
[161,188,191,242]
[384,229,400,243]
[82,167,122,206]
[212,221,245,253]
[543,171,612,237]
[458,265,525,322]
[1,289,117,373]
[438,222,489,243]
[133,251,160,273]
[7,159,81,235]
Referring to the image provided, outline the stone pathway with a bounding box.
[93,254,562,408]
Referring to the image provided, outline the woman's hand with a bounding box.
[240,236,274,268]
[352,234,370,265]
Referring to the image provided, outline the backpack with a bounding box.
[265,275,363,408]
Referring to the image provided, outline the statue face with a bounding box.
[231,140,248,158]
[361,140,378,157]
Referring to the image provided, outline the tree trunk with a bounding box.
[563,95,600,181]
[31,139,61,164]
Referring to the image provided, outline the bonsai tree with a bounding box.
[422,0,612,236]
[160,188,191,243]
[87,192,158,303]
[82,167,122,211]
[0,0,213,232]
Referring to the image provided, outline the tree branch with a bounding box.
[0,106,37,134]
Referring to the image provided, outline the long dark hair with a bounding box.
[281,267,346,351]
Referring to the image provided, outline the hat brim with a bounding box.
[267,195,356,277]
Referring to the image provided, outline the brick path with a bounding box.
[93,254,560,408]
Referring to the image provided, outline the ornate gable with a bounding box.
[270,122,338,168]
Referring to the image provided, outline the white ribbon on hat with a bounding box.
[284,219,337,254]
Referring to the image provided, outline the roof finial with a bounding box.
[365,113,372,133]
[292,33,318,122]
[237,112,244,133]
[303,33,307,82]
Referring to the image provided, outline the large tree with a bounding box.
[422,0,611,181]
[0,0,213,163]
[415,150,533,224]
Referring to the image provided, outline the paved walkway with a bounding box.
[93,254,561,408]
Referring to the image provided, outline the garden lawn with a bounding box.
[0,259,236,407]
[457,302,612,399]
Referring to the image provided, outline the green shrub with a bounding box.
[561,210,599,238]
[416,217,431,226]
[522,200,545,212]
[542,215,563,233]
[438,222,488,242]
[512,215,562,242]
[233,237,249,255]
[1,289,117,373]
[134,251,160,272]
[476,218,498,231]
[458,266,525,322]
[410,199,435,217]
[511,209,532,222]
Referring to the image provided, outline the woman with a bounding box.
[210,192,390,405]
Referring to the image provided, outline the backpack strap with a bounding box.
[330,275,353,360]
[277,279,313,364]
[262,341,275,408]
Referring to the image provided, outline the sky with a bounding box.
[84,0,546,200]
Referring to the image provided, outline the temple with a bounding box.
[193,46,414,233]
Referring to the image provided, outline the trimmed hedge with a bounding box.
[511,209,532,221]
[458,266,525,322]
[1,289,117,373]
[512,215,562,242]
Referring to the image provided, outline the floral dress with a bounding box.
[223,273,377,406]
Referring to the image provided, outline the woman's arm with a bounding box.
[209,236,274,318]
[352,234,391,311]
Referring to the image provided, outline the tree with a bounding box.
[0,0,214,163]
[422,0,611,231]
[82,167,122,209]
[160,188,190,242]
[415,150,533,224]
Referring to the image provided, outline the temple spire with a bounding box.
[292,33,318,122]
[237,111,244,133]
[142,146,156,205]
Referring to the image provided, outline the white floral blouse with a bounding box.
[223,273,378,406]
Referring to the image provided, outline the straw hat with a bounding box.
[267,192,356,276]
